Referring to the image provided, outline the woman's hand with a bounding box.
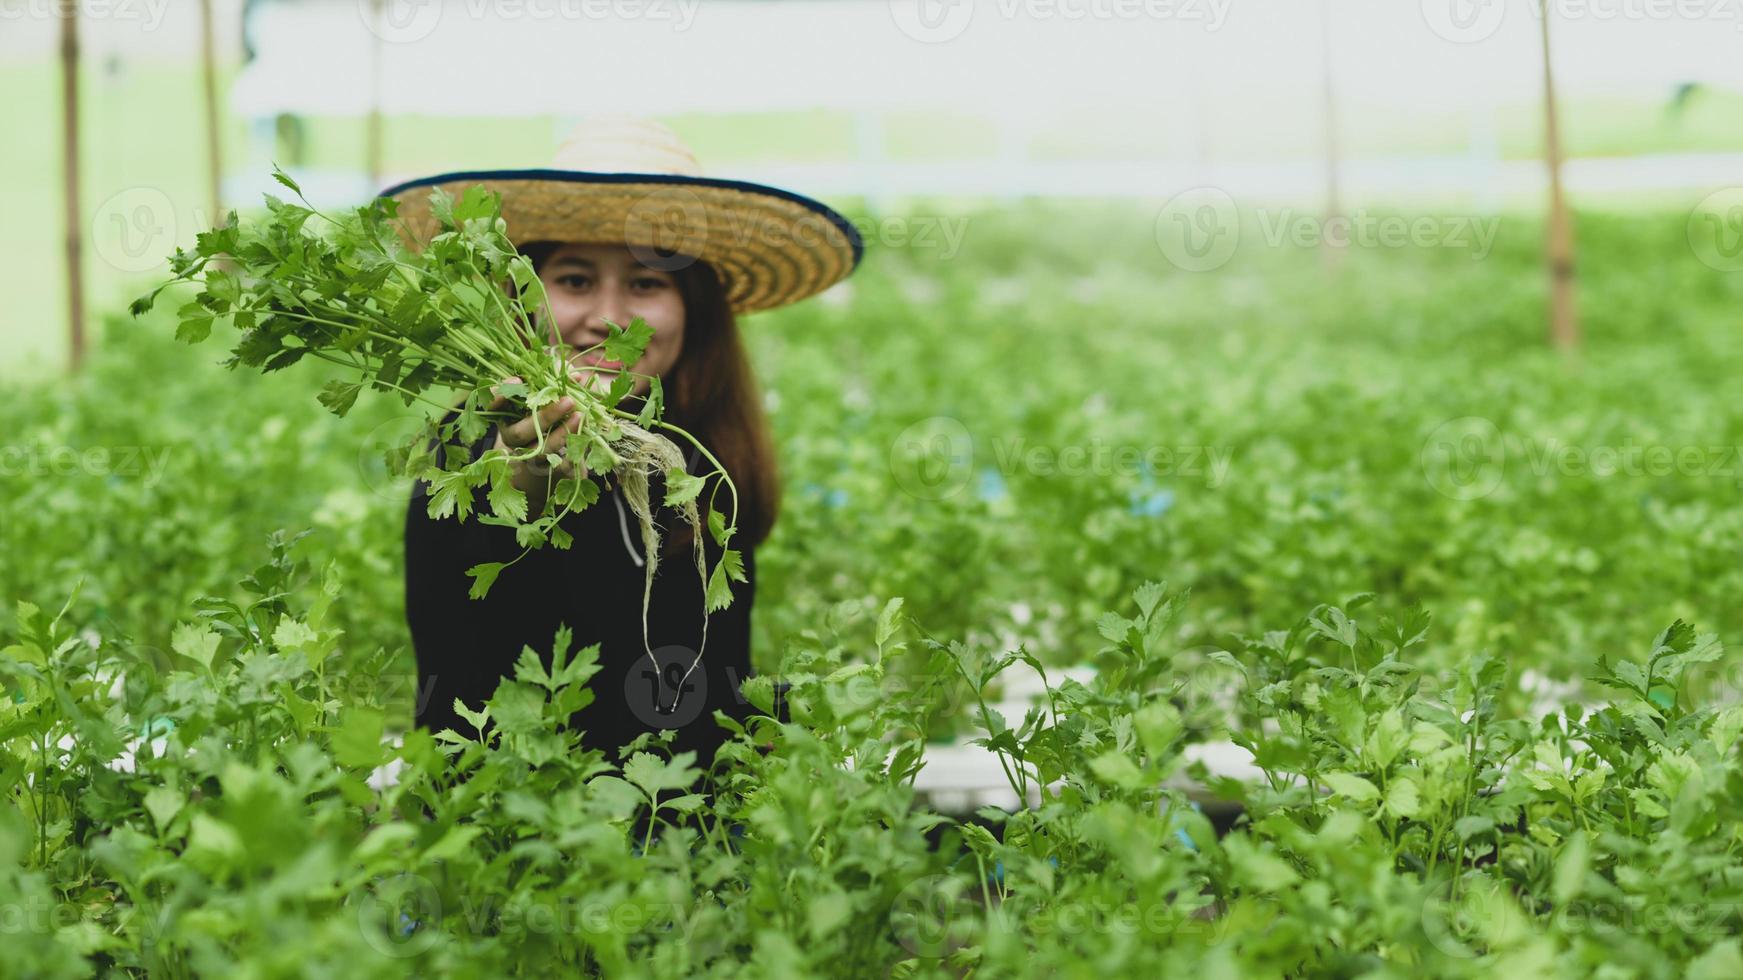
[489,375,590,512]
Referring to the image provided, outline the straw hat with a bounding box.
[379,115,863,314]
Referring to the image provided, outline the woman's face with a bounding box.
[536,241,686,398]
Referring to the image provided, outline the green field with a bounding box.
[6,179,1743,974]
[9,55,1743,375]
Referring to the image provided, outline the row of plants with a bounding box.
[3,199,1742,973]
[4,535,1742,976]
[8,206,1743,719]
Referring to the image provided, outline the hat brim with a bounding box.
[378,169,863,314]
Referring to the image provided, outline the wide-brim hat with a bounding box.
[378,115,863,314]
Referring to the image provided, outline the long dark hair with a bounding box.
[519,241,781,552]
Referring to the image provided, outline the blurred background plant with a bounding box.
[8,3,1743,972]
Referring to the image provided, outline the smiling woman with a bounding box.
[509,239,783,550]
[485,243,692,517]
[394,116,860,774]
[539,244,688,389]
[404,241,777,770]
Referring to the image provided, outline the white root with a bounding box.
[611,421,710,710]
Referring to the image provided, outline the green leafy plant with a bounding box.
[8,528,1743,976]
[128,168,745,692]
[12,200,1743,976]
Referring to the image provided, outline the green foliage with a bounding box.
[129,168,742,670]
[8,201,1743,974]
[7,546,1743,975]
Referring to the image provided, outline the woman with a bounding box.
[384,116,862,771]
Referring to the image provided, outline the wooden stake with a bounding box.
[1540,4,1580,351]
[60,0,85,373]
[367,0,385,193]
[200,0,223,228]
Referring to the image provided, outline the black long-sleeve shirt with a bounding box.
[404,407,758,770]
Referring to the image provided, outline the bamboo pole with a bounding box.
[200,0,223,228]
[367,0,385,192]
[60,0,85,373]
[1540,5,1580,351]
